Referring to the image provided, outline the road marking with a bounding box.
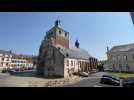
[93,85,103,87]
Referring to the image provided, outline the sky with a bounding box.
[0,12,134,60]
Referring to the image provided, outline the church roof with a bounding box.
[59,47,92,60]
[110,43,134,52]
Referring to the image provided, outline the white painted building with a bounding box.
[0,50,35,70]
[0,50,12,70]
[11,58,27,68]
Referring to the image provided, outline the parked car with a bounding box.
[79,72,89,77]
[123,77,134,87]
[2,68,8,73]
[100,75,120,86]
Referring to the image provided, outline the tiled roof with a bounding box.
[110,43,134,52]
[59,47,92,60]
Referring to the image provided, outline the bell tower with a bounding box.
[44,20,69,49]
[37,20,70,75]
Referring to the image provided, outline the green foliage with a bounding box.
[97,63,104,71]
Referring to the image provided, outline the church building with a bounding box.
[37,20,98,78]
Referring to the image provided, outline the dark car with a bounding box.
[2,69,7,73]
[100,75,120,86]
[123,77,134,87]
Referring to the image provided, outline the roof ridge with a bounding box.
[110,43,134,52]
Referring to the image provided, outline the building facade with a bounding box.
[104,43,134,72]
[0,50,36,70]
[37,20,98,78]
[0,50,12,70]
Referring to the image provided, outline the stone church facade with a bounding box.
[37,20,98,78]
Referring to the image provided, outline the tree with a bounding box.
[97,63,104,71]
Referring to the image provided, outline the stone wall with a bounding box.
[43,46,65,77]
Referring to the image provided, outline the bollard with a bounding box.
[119,79,123,87]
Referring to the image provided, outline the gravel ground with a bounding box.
[0,73,81,87]
[0,72,115,87]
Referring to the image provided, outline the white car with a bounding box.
[79,72,89,77]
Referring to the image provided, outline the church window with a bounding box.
[66,53,69,57]
[65,33,67,37]
[67,60,69,66]
[59,30,61,35]
[71,61,73,66]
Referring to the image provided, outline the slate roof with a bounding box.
[110,43,134,52]
[59,47,92,60]
[0,50,12,54]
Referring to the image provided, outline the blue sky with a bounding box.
[0,12,133,60]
